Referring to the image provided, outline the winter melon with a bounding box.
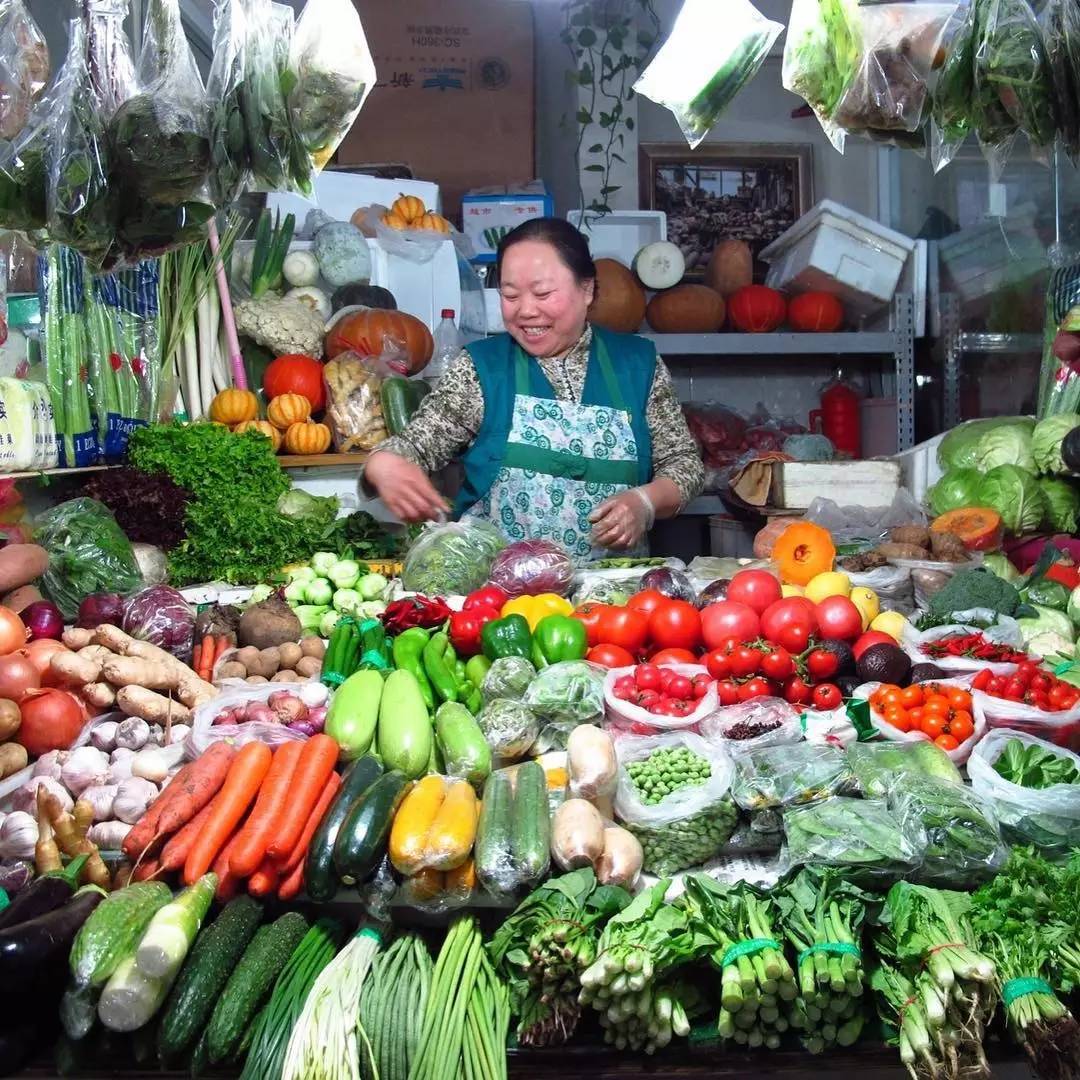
[589,259,646,333]
[705,239,753,298]
[646,285,726,333]
[633,241,685,290]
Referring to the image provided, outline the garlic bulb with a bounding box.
[131,742,185,785]
[61,746,110,796]
[115,717,151,751]
[113,777,158,824]
[90,720,120,753]
[105,754,134,786]
[166,724,191,746]
[31,750,65,781]
[297,681,329,708]
[87,821,132,850]
[11,776,72,816]
[79,784,118,822]
[0,811,38,859]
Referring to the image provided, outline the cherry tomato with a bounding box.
[920,713,946,738]
[1049,683,1072,709]
[1016,660,1039,684]
[934,733,960,752]
[881,687,905,709]
[614,675,636,695]
[1004,677,1026,701]
[945,687,972,710]
[949,711,974,741]
[815,596,864,641]
[811,683,843,710]
[1030,673,1052,692]
[884,707,908,727]
[759,647,794,682]
[627,589,669,618]
[667,698,695,717]
[704,649,732,680]
[635,664,661,691]
[738,676,773,701]
[783,675,812,705]
[907,706,925,725]
[971,669,992,692]
[900,685,924,709]
[612,683,635,702]
[668,675,694,700]
[692,674,713,699]
[635,689,661,710]
[700,601,760,650]
[728,646,762,678]
[986,676,1006,696]
[760,598,816,654]
[726,569,782,615]
[650,648,699,666]
[805,648,840,681]
[889,711,913,733]
[717,679,740,705]
[586,644,636,669]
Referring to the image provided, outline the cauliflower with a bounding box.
[233,296,325,357]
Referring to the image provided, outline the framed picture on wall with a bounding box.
[639,143,813,276]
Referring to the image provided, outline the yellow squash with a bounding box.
[389,775,446,875]
[424,779,478,871]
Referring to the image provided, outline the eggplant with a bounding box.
[1061,425,1080,473]
[697,578,730,607]
[0,854,88,932]
[640,566,697,603]
[0,886,105,979]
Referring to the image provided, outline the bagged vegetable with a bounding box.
[523,661,606,751]
[188,682,312,756]
[488,540,574,599]
[0,82,50,232]
[477,699,538,760]
[604,662,718,734]
[480,656,536,703]
[730,742,852,811]
[899,611,1025,676]
[569,558,685,606]
[700,696,804,750]
[205,0,247,204]
[930,0,978,171]
[885,554,974,610]
[567,723,617,801]
[972,685,1080,751]
[240,0,293,192]
[847,563,915,615]
[1039,0,1080,163]
[0,0,48,141]
[968,729,1080,855]
[847,739,961,799]
[121,585,195,662]
[475,761,550,896]
[633,0,782,148]
[323,350,390,452]
[612,730,738,875]
[402,520,505,597]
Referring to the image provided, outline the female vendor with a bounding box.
[362,217,704,557]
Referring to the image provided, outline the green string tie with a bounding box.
[797,940,861,967]
[721,938,780,967]
[1002,977,1055,1007]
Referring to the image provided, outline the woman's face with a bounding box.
[498,239,594,357]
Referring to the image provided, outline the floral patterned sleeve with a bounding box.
[646,357,705,507]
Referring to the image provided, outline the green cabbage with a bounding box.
[926,468,982,516]
[974,424,1036,472]
[1032,413,1080,474]
[1038,477,1080,533]
[975,465,1046,535]
[937,417,1033,470]
[1017,604,1075,654]
[982,552,1021,582]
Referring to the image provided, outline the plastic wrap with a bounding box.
[188,682,309,756]
[971,687,1080,751]
[1040,0,1080,163]
[603,662,718,734]
[550,797,605,871]
[968,729,1080,855]
[241,0,293,193]
[480,656,536,704]
[633,0,782,149]
[700,697,805,750]
[474,761,550,896]
[847,739,962,799]
[523,661,606,751]
[477,699,538,760]
[323,350,389,452]
[900,611,1024,676]
[930,0,977,171]
[0,83,50,232]
[612,730,737,875]
[205,0,247,204]
[401,520,505,597]
[0,0,47,141]
[121,585,194,662]
[730,742,853,811]
[782,797,924,880]
[488,540,574,599]
[567,723,617,801]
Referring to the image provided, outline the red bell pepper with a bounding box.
[571,603,649,653]
[1044,561,1080,591]
[463,586,509,613]
[449,607,498,657]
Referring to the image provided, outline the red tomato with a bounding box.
[717,679,740,705]
[738,677,773,701]
[971,669,992,692]
[759,647,794,681]
[635,689,661,710]
[728,646,762,678]
[586,644,635,669]
[692,674,712,699]
[805,648,840,681]
[811,683,843,710]
[667,698,695,717]
[783,675,812,705]
[635,663,661,690]
[1016,660,1039,683]
[935,733,960,751]
[650,648,699,666]
[760,598,816,654]
[627,589,669,618]
[704,649,731,680]
[815,596,863,641]
[573,604,649,652]
[852,631,896,660]
[667,675,694,700]
[263,354,327,411]
[700,601,760,650]
[649,600,703,652]
[726,569,782,615]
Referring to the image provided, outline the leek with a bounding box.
[135,873,217,981]
[98,954,171,1033]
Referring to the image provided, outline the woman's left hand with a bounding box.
[589,488,656,550]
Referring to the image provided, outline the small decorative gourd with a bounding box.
[209,388,258,425]
[233,419,282,452]
[391,194,425,224]
[381,211,410,231]
[417,212,451,235]
[284,421,332,455]
[267,393,312,430]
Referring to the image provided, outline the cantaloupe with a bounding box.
[633,241,685,290]
[589,258,646,333]
[705,239,753,298]
[646,285,726,333]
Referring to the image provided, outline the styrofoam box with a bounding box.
[760,200,916,318]
[771,460,902,510]
[893,431,945,505]
[567,210,666,268]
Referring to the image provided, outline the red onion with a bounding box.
[306,705,327,733]
[77,593,125,630]
[21,600,65,641]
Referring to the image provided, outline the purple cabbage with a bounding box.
[488,540,574,598]
[121,585,195,661]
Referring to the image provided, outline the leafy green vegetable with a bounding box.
[938,416,1032,471]
[993,738,1080,788]
[976,464,1046,535]
[975,424,1037,472]
[275,489,339,533]
[784,0,862,137]
[1038,476,1080,533]
[1016,604,1075,652]
[847,740,962,799]
[732,743,852,810]
[1032,412,1080,474]
[82,466,191,551]
[983,552,1022,582]
[926,467,982,516]
[401,520,505,596]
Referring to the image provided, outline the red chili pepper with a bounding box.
[381,595,452,634]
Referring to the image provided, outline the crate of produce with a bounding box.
[770,460,901,510]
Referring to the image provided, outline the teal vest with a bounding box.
[454,326,655,517]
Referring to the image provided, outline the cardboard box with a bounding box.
[341,1,536,219]
[462,182,553,263]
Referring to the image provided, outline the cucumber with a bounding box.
[376,669,432,779]
[206,911,308,1064]
[325,669,384,761]
[69,881,172,989]
[435,702,492,788]
[474,769,514,895]
[510,761,550,886]
[305,754,383,902]
[381,377,415,436]
[333,770,409,885]
[157,896,262,1060]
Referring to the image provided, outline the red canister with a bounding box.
[810,381,861,457]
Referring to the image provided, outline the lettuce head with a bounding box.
[937,416,1033,471]
[1032,413,1080,474]
[974,423,1036,472]
[975,465,1046,535]
[926,468,981,516]
[1038,476,1080,533]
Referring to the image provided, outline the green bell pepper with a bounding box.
[531,614,588,669]
[481,614,532,661]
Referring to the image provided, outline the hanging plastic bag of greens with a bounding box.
[929,0,978,173]
[782,0,863,152]
[241,0,293,193]
[1039,0,1080,164]
[286,0,376,194]
[0,0,49,141]
[206,0,249,205]
[633,0,782,150]
[108,0,213,264]
[0,82,51,233]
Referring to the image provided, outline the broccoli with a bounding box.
[927,568,1021,618]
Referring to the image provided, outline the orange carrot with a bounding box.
[192,641,203,674]
[198,634,213,680]
[122,762,194,860]
[277,855,305,900]
[132,857,161,882]
[228,742,303,878]
[183,741,272,886]
[212,826,247,901]
[280,770,341,874]
[155,742,236,838]
[213,635,231,666]
[159,795,219,872]
[247,856,280,898]
[265,735,339,860]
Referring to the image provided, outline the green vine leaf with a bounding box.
[576,106,593,124]
[584,164,605,172]
[625,117,635,131]
[588,143,604,152]
[579,63,593,86]
[577,27,597,46]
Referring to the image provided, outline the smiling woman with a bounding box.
[361,218,705,559]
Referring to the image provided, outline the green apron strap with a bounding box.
[513,347,530,397]
[594,334,629,414]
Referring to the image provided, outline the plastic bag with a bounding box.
[489,540,574,599]
[401,520,505,597]
[286,0,375,195]
[0,81,50,232]
[477,698,538,760]
[930,0,977,171]
[968,729,1080,855]
[480,656,535,704]
[971,687,1080,751]
[188,682,309,756]
[475,761,550,895]
[206,0,247,204]
[36,497,143,620]
[603,663,717,734]
[700,697,804,750]
[370,203,470,266]
[0,0,47,141]
[569,558,685,606]
[900,611,1024,676]
[241,0,293,193]
[567,723,617,801]
[782,796,924,880]
[847,739,962,799]
[804,490,927,544]
[889,773,1005,888]
[612,730,737,875]
[633,0,782,149]
[730,742,853,811]
[523,661,605,727]
[682,402,749,467]
[121,585,195,662]
[323,350,390,452]
[888,554,976,610]
[1040,0,1080,163]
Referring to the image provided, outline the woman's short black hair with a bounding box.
[493,217,596,288]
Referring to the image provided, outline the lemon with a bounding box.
[804,571,851,604]
[850,587,880,630]
[781,583,805,598]
[870,610,907,642]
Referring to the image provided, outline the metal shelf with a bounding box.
[957,332,1042,355]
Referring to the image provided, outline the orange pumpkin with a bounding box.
[209,388,258,425]
[772,522,836,585]
[267,393,312,430]
[325,309,435,375]
[392,194,425,223]
[233,419,282,452]
[382,211,410,231]
[283,421,332,455]
[727,285,787,333]
[752,517,804,560]
[788,292,844,333]
[417,211,451,235]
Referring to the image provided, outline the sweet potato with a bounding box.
[0,544,49,594]
[1,584,41,613]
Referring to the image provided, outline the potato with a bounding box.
[0,544,49,594]
[258,647,281,675]
[278,642,303,670]
[235,646,261,670]
[217,661,248,681]
[271,669,300,683]
[245,675,268,685]
[300,636,326,659]
[0,699,19,741]
[0,742,27,780]
[295,656,322,679]
[1,584,41,614]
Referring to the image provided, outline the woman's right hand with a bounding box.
[363,451,451,523]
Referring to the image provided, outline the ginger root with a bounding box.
[888,525,931,549]
[116,685,193,725]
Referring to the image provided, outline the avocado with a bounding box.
[856,643,912,687]
[910,662,945,683]
[836,674,862,698]
[819,639,856,676]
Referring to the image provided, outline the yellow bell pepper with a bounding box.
[501,593,573,630]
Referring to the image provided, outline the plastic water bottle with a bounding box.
[426,309,461,386]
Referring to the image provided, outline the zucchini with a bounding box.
[333,770,409,885]
[305,754,384,901]
[435,702,492,788]
[69,881,172,989]
[381,377,428,435]
[510,761,550,886]
[474,769,514,895]
[206,911,308,1063]
[325,669,383,760]
[157,895,262,1060]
